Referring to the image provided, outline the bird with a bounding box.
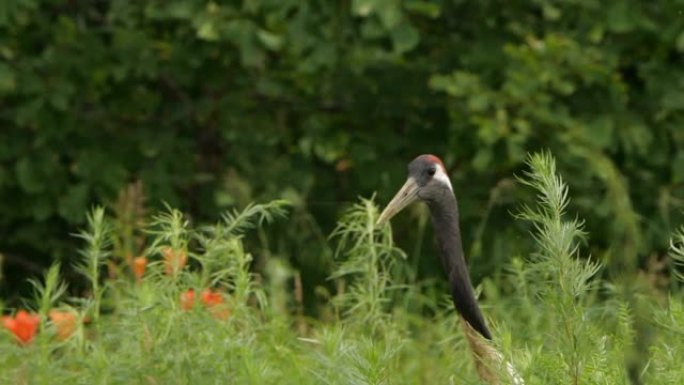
[377,154,522,385]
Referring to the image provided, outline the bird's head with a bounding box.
[377,154,453,226]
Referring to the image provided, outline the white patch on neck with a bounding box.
[434,164,453,192]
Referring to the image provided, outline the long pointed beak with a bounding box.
[377,178,420,226]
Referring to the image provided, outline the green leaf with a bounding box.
[542,4,561,21]
[673,152,684,184]
[58,184,89,223]
[167,1,194,19]
[224,20,264,67]
[405,1,441,18]
[390,22,419,54]
[196,20,219,41]
[472,149,492,172]
[257,30,284,51]
[352,0,375,17]
[0,165,6,187]
[676,31,684,53]
[377,0,402,29]
[606,1,638,33]
[586,117,614,149]
[16,157,44,194]
[0,61,15,93]
[31,198,53,221]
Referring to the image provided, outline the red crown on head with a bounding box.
[424,154,445,169]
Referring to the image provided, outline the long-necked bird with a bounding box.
[377,154,522,384]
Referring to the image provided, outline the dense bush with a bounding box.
[1,1,683,310]
[2,153,684,384]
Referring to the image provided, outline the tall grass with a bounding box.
[1,152,684,384]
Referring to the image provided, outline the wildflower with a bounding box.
[200,289,223,307]
[180,289,196,310]
[48,309,77,341]
[201,289,231,320]
[133,256,148,281]
[2,310,40,345]
[179,289,231,320]
[163,247,187,275]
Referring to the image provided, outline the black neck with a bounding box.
[428,192,492,340]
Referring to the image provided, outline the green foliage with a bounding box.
[512,153,615,383]
[2,0,683,298]
[1,0,684,379]
[647,227,684,383]
[426,0,684,271]
[669,226,684,283]
[0,198,470,384]
[329,196,405,329]
[216,200,291,236]
[3,152,684,383]
[74,207,111,323]
[198,200,290,307]
[516,152,600,305]
[28,263,67,319]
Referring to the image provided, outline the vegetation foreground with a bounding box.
[2,153,684,384]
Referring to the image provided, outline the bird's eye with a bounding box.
[428,167,436,176]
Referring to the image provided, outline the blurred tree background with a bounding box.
[0,0,683,308]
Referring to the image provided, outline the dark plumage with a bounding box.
[377,154,492,339]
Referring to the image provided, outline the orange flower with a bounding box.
[180,289,196,310]
[163,247,187,275]
[179,289,231,320]
[200,289,223,307]
[48,310,77,340]
[201,289,231,320]
[2,310,40,345]
[133,256,148,281]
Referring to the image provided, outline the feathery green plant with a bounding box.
[147,205,191,280]
[515,152,607,384]
[74,207,111,324]
[645,225,684,383]
[7,158,684,385]
[28,262,68,380]
[669,226,684,283]
[29,263,67,321]
[329,196,406,329]
[196,200,290,309]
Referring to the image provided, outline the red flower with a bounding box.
[163,247,187,275]
[200,289,223,307]
[179,289,231,320]
[49,310,77,341]
[2,310,40,345]
[133,256,148,282]
[201,289,231,320]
